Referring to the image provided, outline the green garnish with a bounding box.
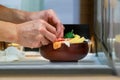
[64,30,74,38]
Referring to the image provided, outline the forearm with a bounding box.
[0,5,28,23]
[0,21,17,42]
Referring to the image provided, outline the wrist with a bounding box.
[6,23,18,43]
[9,24,18,43]
[0,21,18,43]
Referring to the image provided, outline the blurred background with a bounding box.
[0,0,80,24]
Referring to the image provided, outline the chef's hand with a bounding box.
[27,9,64,38]
[0,6,64,48]
[15,19,57,48]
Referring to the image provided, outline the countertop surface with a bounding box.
[0,51,120,80]
[0,52,113,75]
[0,75,120,80]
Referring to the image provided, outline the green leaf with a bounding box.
[64,30,74,38]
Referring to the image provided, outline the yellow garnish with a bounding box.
[53,42,61,49]
[69,34,85,43]
[74,34,80,38]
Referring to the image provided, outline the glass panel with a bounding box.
[95,0,102,40]
[112,0,120,60]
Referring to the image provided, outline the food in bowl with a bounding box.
[40,31,89,62]
[53,34,85,50]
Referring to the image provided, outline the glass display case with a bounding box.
[94,0,120,76]
[110,0,120,75]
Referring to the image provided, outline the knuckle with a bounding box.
[39,27,46,33]
[46,9,55,15]
[48,9,54,12]
[36,19,45,24]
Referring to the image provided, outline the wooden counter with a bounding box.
[0,75,120,80]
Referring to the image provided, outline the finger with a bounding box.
[37,20,57,35]
[58,30,64,38]
[47,10,61,27]
[47,9,61,23]
[56,23,64,38]
[44,21,57,35]
[37,35,50,46]
[46,10,64,37]
[48,18,64,38]
[39,27,56,42]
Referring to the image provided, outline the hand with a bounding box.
[27,9,64,38]
[15,19,57,48]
